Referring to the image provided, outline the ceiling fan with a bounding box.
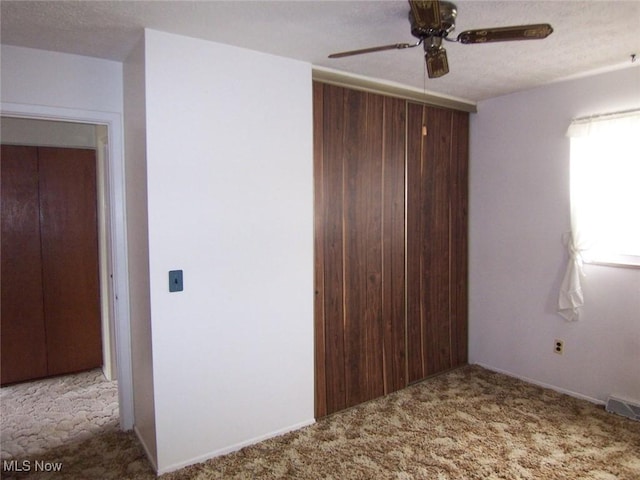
[328,0,553,78]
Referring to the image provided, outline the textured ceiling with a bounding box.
[1,1,639,103]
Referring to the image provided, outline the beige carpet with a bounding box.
[1,366,638,479]
[1,369,119,461]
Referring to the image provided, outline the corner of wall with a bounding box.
[123,33,158,469]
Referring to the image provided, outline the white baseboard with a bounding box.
[472,362,605,406]
[157,418,316,475]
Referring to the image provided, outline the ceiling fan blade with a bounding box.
[457,24,553,44]
[328,43,416,59]
[409,0,441,31]
[425,46,449,78]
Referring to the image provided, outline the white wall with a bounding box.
[141,30,314,473]
[123,36,158,468]
[469,66,640,404]
[1,45,122,113]
[0,117,97,147]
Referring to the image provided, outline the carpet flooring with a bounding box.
[1,369,119,461]
[1,365,638,479]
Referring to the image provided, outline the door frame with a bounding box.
[1,101,134,430]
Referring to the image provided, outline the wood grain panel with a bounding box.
[382,96,407,393]
[406,103,426,382]
[314,84,408,416]
[450,111,469,367]
[422,107,453,377]
[313,82,328,418]
[1,145,48,385]
[362,91,385,403]
[315,83,467,414]
[38,147,102,376]
[343,87,371,407]
[320,84,348,414]
[406,104,468,382]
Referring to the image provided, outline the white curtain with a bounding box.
[558,110,640,321]
[558,233,586,322]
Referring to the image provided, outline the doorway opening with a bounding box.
[1,119,115,382]
[0,117,126,458]
[0,104,133,434]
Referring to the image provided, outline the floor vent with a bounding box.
[605,396,640,421]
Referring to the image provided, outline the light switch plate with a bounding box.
[169,270,183,292]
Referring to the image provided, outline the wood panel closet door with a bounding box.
[314,83,406,417]
[38,147,102,376]
[406,104,468,382]
[0,145,102,385]
[1,145,48,384]
[450,111,469,369]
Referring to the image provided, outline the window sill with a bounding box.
[583,254,640,269]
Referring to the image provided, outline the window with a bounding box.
[568,109,640,267]
[558,109,639,321]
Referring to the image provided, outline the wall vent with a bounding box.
[605,396,640,421]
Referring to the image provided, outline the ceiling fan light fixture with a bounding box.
[425,46,449,78]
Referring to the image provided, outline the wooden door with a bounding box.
[314,84,469,416]
[38,147,102,376]
[0,145,102,385]
[406,104,468,382]
[450,111,469,370]
[1,145,48,384]
[314,83,406,417]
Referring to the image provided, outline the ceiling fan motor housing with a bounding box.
[410,1,457,39]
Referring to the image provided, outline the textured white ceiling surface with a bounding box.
[1,1,639,103]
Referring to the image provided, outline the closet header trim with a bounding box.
[312,68,477,113]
